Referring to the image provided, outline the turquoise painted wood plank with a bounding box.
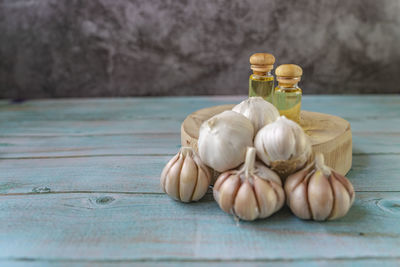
[352,132,400,154]
[0,131,398,158]
[0,154,398,195]
[0,133,182,158]
[1,259,399,267]
[0,96,398,122]
[347,154,400,191]
[0,120,182,136]
[0,96,398,137]
[0,155,170,194]
[0,97,240,122]
[1,117,400,137]
[0,193,399,261]
[0,95,396,120]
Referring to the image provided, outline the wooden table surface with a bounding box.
[0,95,399,266]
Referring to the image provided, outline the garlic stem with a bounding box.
[314,153,331,177]
[180,147,193,157]
[243,147,256,179]
[207,118,216,128]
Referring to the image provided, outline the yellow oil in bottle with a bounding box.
[249,74,274,103]
[273,85,302,124]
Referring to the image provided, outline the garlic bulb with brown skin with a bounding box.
[161,147,211,202]
[198,110,254,172]
[232,97,280,132]
[285,153,355,221]
[213,147,285,221]
[254,116,312,178]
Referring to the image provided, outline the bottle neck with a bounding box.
[252,71,272,77]
[278,82,299,89]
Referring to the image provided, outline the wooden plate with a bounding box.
[181,104,352,176]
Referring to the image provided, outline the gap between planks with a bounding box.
[2,256,400,264]
[0,190,398,198]
[0,152,399,160]
[0,130,399,138]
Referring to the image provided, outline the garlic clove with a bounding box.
[192,167,210,201]
[332,171,355,205]
[161,153,179,189]
[254,178,277,218]
[288,179,311,219]
[232,97,279,132]
[269,181,286,212]
[284,163,312,203]
[308,170,334,221]
[213,171,233,202]
[218,174,240,214]
[234,181,259,221]
[165,154,184,200]
[254,162,282,185]
[328,177,352,220]
[270,120,297,161]
[193,156,212,184]
[179,155,198,202]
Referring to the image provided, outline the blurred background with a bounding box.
[0,0,399,99]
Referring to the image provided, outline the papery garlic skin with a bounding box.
[254,116,311,178]
[213,147,285,221]
[284,153,355,221]
[161,147,211,202]
[232,97,280,132]
[198,111,254,172]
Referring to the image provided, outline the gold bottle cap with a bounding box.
[275,64,303,84]
[250,53,275,74]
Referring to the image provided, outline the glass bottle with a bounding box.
[249,53,275,103]
[273,64,303,124]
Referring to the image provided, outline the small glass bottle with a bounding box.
[249,53,275,103]
[273,64,303,124]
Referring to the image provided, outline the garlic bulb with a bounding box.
[254,116,311,178]
[198,110,254,172]
[213,147,285,221]
[161,147,211,202]
[284,153,355,221]
[232,97,279,132]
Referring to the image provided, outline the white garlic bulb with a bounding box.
[254,116,311,178]
[198,110,254,172]
[285,153,355,221]
[232,97,279,132]
[213,147,285,221]
[161,147,211,202]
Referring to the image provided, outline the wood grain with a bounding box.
[0,154,399,194]
[0,132,398,158]
[2,260,400,266]
[0,95,398,265]
[0,96,399,123]
[0,133,182,158]
[0,96,399,137]
[0,193,399,262]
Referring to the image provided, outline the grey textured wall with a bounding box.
[0,0,399,98]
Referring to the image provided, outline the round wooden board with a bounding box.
[181,104,352,176]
